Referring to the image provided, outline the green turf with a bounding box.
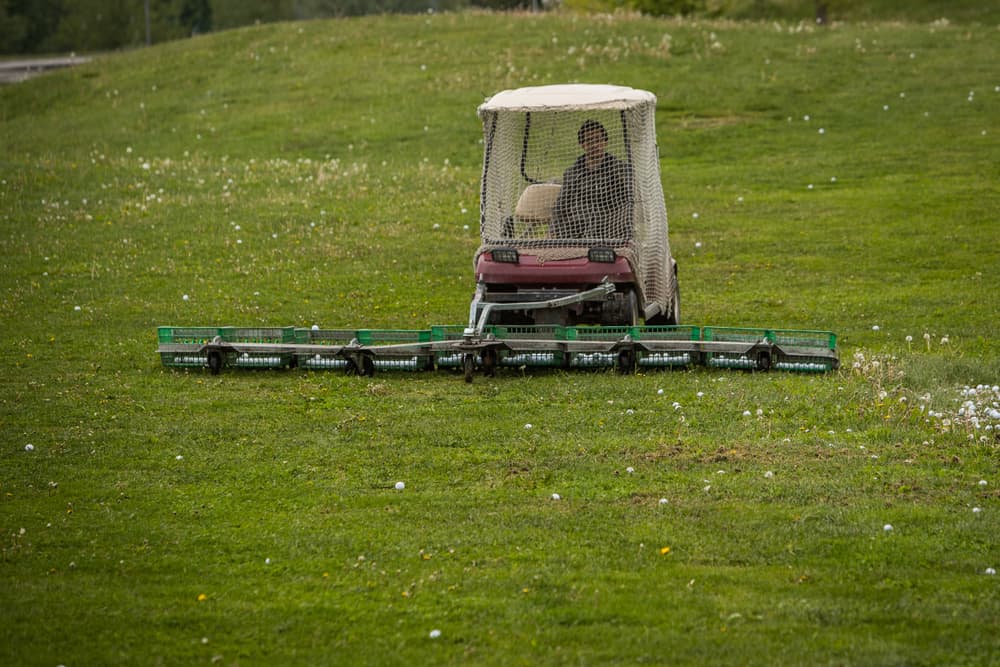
[1,9,998,666]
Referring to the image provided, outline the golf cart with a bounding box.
[473,84,679,327]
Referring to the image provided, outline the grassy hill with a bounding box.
[1,11,998,666]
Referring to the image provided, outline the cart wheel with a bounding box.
[463,354,476,383]
[616,349,636,375]
[666,276,681,325]
[481,348,498,377]
[756,351,772,372]
[207,349,223,375]
[346,356,375,377]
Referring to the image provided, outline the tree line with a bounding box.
[0,0,536,54]
[1,1,880,55]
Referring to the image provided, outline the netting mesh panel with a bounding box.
[477,99,673,316]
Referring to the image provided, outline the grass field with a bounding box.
[1,8,999,666]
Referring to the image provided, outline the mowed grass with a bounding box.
[1,10,999,666]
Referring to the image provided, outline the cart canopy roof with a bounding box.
[478,84,656,115]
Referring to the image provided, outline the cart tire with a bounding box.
[666,276,681,325]
[207,349,223,375]
[463,354,476,383]
[625,289,640,327]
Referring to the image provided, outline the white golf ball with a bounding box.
[429,629,442,639]
[182,294,189,301]
[395,481,405,491]
[551,493,561,501]
[24,444,34,452]
[659,498,669,505]
[626,466,635,474]
[986,567,996,575]
[883,524,893,532]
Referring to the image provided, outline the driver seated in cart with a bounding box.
[551,119,634,240]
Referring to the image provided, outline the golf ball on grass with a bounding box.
[395,482,405,491]
[24,444,34,452]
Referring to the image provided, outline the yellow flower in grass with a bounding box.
[660,547,671,556]
[197,593,208,602]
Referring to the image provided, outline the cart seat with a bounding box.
[513,183,561,237]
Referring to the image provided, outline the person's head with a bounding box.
[578,120,609,160]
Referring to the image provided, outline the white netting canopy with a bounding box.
[476,84,674,318]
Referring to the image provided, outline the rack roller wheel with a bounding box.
[207,349,224,375]
[463,354,476,383]
[756,350,772,372]
[481,348,498,377]
[616,349,636,375]
[346,356,375,377]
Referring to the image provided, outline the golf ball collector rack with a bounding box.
[157,283,839,383]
